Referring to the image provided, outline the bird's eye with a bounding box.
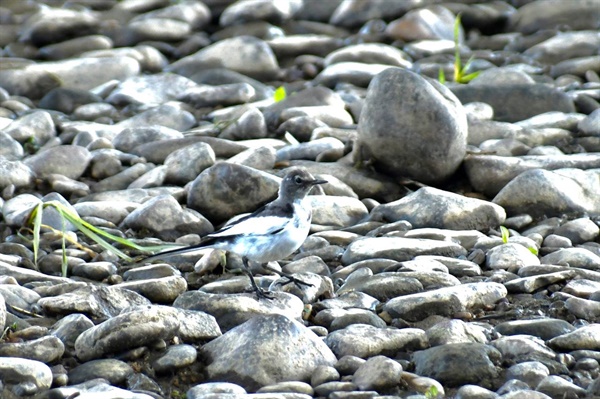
[294,175,303,184]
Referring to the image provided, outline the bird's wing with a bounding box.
[208,214,289,238]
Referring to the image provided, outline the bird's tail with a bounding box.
[139,242,209,263]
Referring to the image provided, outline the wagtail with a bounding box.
[142,167,327,298]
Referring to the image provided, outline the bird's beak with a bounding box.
[310,178,327,186]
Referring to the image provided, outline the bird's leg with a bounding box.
[262,264,313,289]
[242,257,274,300]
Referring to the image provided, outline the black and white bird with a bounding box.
[143,167,327,298]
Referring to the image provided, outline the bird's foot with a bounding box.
[253,286,275,300]
[279,274,313,289]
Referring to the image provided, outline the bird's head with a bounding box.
[279,167,327,200]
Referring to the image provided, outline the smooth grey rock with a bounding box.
[357,68,466,183]
[0,161,34,191]
[342,237,467,265]
[383,282,507,321]
[165,142,216,185]
[486,243,540,270]
[465,153,600,197]
[426,319,487,346]
[413,343,501,387]
[324,43,411,68]
[24,145,91,179]
[187,162,280,224]
[113,126,184,154]
[179,83,255,108]
[168,36,279,80]
[220,0,302,27]
[68,359,133,385]
[200,314,336,391]
[324,324,427,359]
[3,110,55,145]
[352,355,402,392]
[220,108,268,140]
[126,17,191,43]
[547,324,600,351]
[506,361,550,388]
[509,0,600,33]
[38,34,113,61]
[554,218,600,245]
[451,84,575,123]
[0,336,64,363]
[371,187,505,231]
[536,375,587,399]
[122,194,213,242]
[153,344,197,374]
[386,4,460,41]
[74,305,180,361]
[116,103,195,131]
[227,146,276,170]
[19,7,99,46]
[50,313,95,348]
[492,335,557,365]
[494,319,576,341]
[117,276,188,304]
[313,62,394,88]
[38,285,151,319]
[174,290,304,331]
[578,108,600,136]
[0,357,52,394]
[541,247,600,270]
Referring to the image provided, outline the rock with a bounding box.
[465,153,600,197]
[68,359,133,385]
[451,84,575,123]
[220,0,302,26]
[121,194,213,241]
[74,305,180,361]
[494,319,576,341]
[383,282,507,321]
[106,73,198,106]
[164,142,216,185]
[342,237,467,264]
[173,290,304,332]
[38,285,151,319]
[386,5,460,41]
[168,36,279,80]
[324,324,427,358]
[371,187,506,231]
[200,314,336,391]
[187,163,281,224]
[3,110,55,145]
[0,159,35,190]
[357,68,467,183]
[493,168,600,218]
[352,355,403,392]
[413,343,501,387]
[0,357,53,395]
[509,0,600,33]
[24,145,91,180]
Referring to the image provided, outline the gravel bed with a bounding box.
[0,0,599,398]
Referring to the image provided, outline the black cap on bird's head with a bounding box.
[279,167,327,200]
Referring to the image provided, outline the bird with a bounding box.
[142,167,327,298]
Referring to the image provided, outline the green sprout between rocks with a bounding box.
[499,225,539,256]
[438,14,480,84]
[500,225,510,244]
[425,384,440,399]
[25,201,172,277]
[273,85,287,102]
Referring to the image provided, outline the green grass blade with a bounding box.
[32,203,43,265]
[438,67,446,84]
[61,212,68,277]
[500,226,510,244]
[274,86,287,102]
[454,13,462,83]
